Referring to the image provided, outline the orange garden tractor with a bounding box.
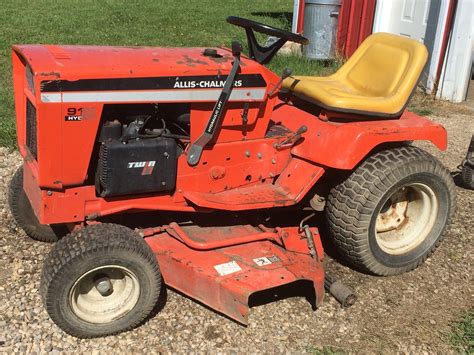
[8,17,456,338]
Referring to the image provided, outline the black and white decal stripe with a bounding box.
[40,88,266,103]
[40,74,266,92]
[40,74,267,103]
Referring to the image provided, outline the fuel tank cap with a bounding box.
[203,48,222,58]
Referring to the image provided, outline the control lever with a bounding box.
[275,125,307,149]
[187,42,242,166]
[268,68,292,96]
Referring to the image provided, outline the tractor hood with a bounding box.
[13,44,265,80]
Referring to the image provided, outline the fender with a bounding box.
[273,104,447,170]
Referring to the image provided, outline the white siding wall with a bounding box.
[436,0,474,102]
[373,0,472,102]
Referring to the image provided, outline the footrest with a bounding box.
[183,184,296,211]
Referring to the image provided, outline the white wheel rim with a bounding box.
[375,183,439,255]
[69,265,140,324]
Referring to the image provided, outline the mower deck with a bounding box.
[145,224,325,323]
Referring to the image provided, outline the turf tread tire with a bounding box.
[40,223,162,338]
[8,167,58,242]
[326,146,456,276]
[461,164,474,189]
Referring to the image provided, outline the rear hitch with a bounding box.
[324,274,357,308]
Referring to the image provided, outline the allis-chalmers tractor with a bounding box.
[9,17,455,337]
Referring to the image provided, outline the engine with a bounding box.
[95,104,188,197]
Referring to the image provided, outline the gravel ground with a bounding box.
[0,106,473,353]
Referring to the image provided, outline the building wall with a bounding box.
[373,0,473,102]
[437,0,473,102]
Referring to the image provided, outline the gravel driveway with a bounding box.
[0,106,472,353]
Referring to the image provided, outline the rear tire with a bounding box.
[461,164,474,189]
[40,223,162,338]
[326,146,456,276]
[8,167,61,242]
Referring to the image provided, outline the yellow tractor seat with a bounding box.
[282,33,428,117]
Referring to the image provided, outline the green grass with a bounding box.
[408,92,435,116]
[0,0,333,148]
[448,310,473,354]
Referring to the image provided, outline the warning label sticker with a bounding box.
[253,255,281,266]
[214,261,242,276]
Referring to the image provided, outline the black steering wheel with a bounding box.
[227,16,309,45]
[227,16,309,64]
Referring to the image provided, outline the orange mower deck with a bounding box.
[144,223,325,323]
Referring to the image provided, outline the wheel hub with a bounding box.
[376,188,408,232]
[69,265,140,324]
[375,183,439,255]
[94,275,113,296]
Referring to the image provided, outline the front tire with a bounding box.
[326,146,456,276]
[40,223,162,338]
[8,167,61,242]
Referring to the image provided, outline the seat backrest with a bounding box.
[335,33,428,98]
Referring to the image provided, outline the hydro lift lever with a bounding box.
[187,41,242,166]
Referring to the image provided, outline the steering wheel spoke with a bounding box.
[227,16,308,64]
[245,29,287,64]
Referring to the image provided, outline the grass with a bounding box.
[408,91,436,116]
[0,0,333,148]
[448,310,473,354]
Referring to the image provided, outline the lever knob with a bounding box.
[231,41,242,57]
[282,67,292,79]
[296,125,308,135]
